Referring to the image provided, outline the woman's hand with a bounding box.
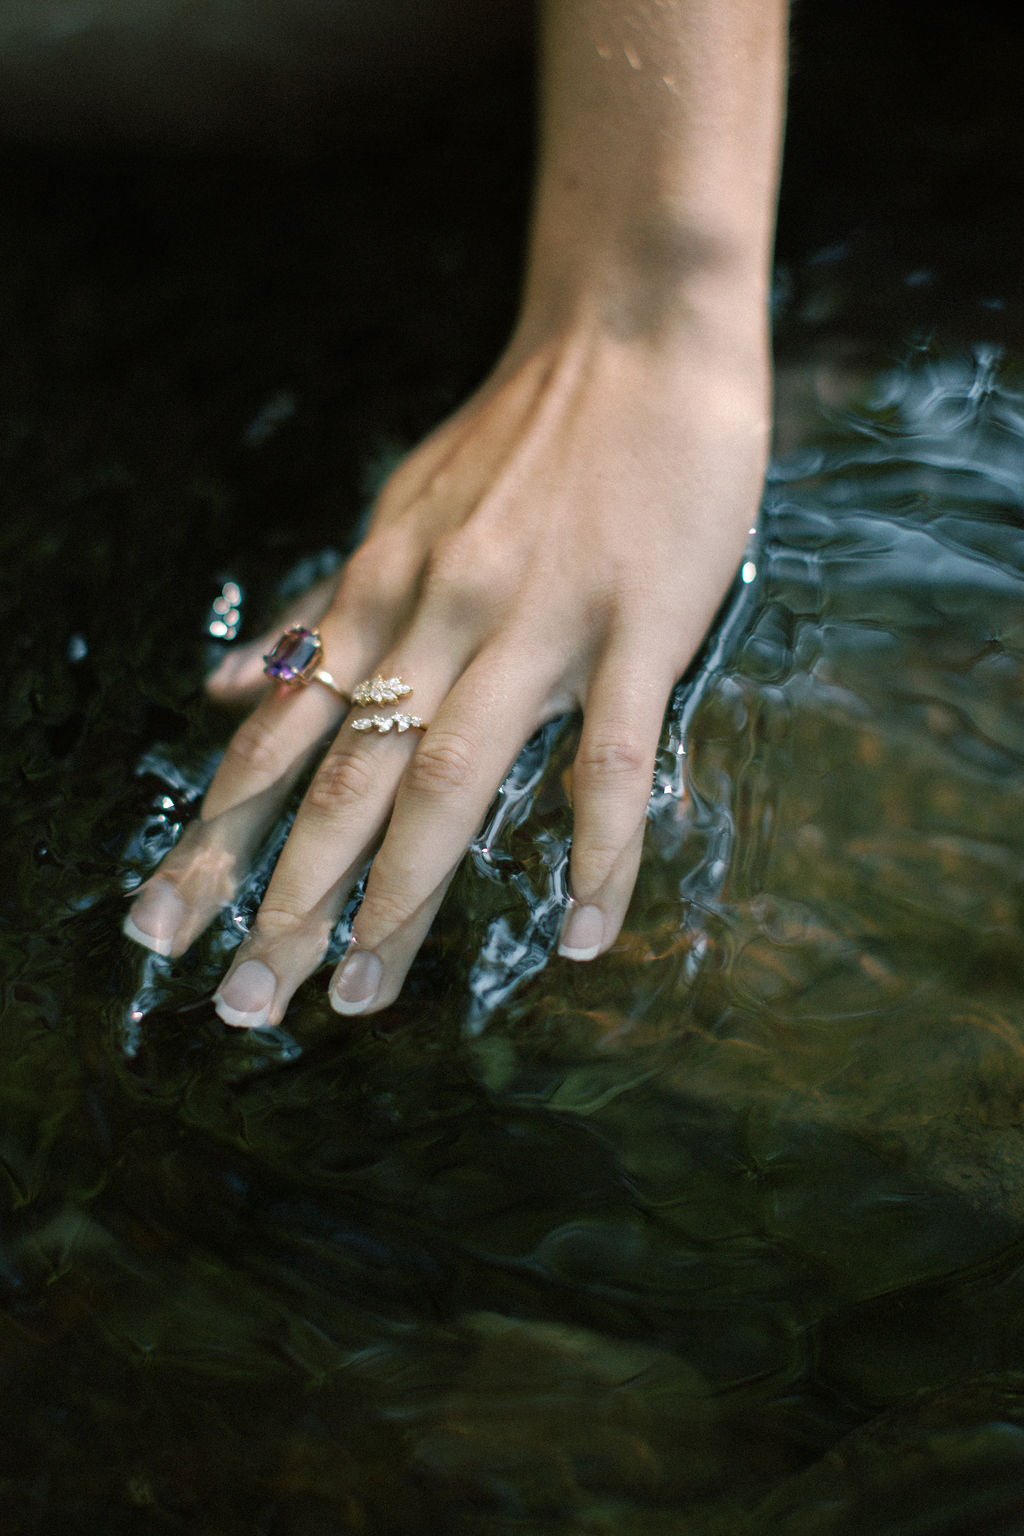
[123,0,788,1024]
[124,299,770,1024]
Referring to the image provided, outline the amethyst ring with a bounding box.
[263,627,351,704]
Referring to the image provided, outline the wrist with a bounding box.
[525,0,786,355]
[514,216,773,372]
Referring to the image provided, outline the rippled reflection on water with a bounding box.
[5,227,1024,1528]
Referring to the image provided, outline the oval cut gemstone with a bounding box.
[263,627,322,685]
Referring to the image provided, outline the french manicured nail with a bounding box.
[214,959,277,1029]
[330,949,382,1016]
[558,903,604,962]
[123,880,188,957]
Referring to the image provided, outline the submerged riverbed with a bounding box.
[2,9,1024,1532]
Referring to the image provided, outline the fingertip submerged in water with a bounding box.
[213,959,278,1030]
[557,901,604,962]
[122,879,188,958]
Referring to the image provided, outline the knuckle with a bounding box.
[406,731,476,799]
[335,546,383,618]
[224,712,285,780]
[358,884,418,936]
[423,530,470,586]
[252,902,333,960]
[575,734,649,784]
[307,748,376,816]
[423,530,509,616]
[251,901,305,940]
[337,533,409,616]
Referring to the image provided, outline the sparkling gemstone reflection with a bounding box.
[263,627,322,685]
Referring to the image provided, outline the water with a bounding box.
[3,34,1024,1536]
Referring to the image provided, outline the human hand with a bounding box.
[123,306,769,1025]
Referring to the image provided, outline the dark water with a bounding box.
[3,13,1024,1534]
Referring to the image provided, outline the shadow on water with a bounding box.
[3,7,1024,1534]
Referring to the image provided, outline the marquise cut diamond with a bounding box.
[352,712,424,734]
[353,674,413,705]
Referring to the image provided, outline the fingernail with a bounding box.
[330,949,382,1016]
[214,959,277,1029]
[558,903,604,962]
[123,880,188,957]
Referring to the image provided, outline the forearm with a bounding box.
[523,0,788,337]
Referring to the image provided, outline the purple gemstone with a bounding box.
[263,627,321,685]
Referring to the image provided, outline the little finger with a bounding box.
[558,649,673,961]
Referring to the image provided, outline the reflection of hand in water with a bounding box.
[123,0,788,1025]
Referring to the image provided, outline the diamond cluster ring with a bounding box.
[351,675,426,734]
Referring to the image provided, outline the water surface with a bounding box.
[2,37,1024,1534]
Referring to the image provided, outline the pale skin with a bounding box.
[124,0,789,1025]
